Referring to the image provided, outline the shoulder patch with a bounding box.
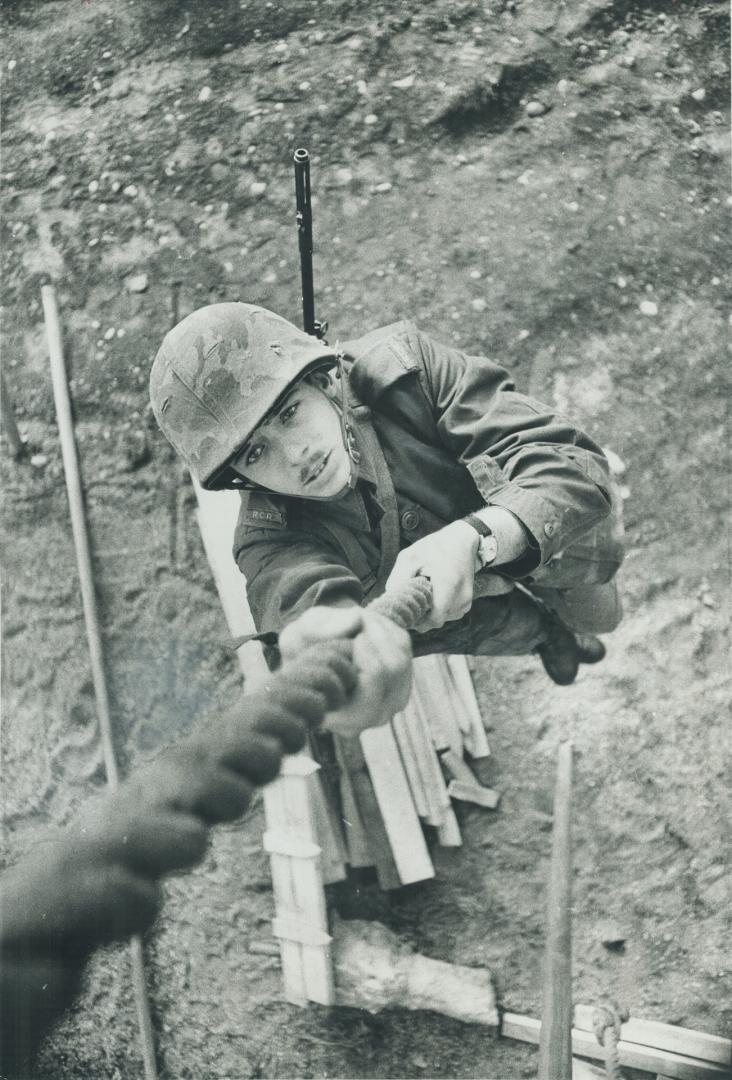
[242,507,287,528]
[238,489,288,530]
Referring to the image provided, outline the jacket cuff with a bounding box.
[467,457,563,565]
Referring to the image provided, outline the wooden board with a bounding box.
[502,1013,730,1080]
[573,1005,731,1068]
[360,725,435,886]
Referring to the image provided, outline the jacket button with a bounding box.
[401,509,420,531]
[544,522,556,538]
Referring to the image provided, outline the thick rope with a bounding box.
[592,1001,628,1080]
[367,575,433,630]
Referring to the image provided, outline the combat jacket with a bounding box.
[233,321,624,634]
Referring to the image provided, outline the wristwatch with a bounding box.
[462,513,499,568]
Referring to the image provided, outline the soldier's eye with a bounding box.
[246,444,264,466]
[279,401,299,424]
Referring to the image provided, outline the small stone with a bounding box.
[372,182,392,194]
[364,114,379,125]
[471,298,487,313]
[8,59,16,71]
[602,447,626,476]
[30,454,48,469]
[111,180,121,193]
[104,327,116,340]
[616,275,628,288]
[690,88,706,102]
[333,167,353,186]
[122,184,138,197]
[198,86,212,103]
[412,1055,428,1070]
[391,74,415,89]
[525,100,547,117]
[469,269,482,280]
[125,272,149,293]
[598,923,627,951]
[250,181,267,196]
[88,180,99,194]
[639,300,658,316]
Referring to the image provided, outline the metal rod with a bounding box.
[1,369,26,459]
[294,147,317,336]
[538,740,574,1080]
[41,284,159,1080]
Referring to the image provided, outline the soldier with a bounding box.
[150,303,624,685]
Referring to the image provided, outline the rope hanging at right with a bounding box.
[592,1000,628,1080]
[367,576,434,631]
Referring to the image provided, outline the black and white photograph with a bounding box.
[1,1,730,1078]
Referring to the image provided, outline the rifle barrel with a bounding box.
[293,148,316,336]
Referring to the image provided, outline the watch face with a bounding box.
[478,535,499,566]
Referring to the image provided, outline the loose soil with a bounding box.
[1,2,730,1078]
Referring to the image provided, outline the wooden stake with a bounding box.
[41,285,158,1080]
[538,740,573,1080]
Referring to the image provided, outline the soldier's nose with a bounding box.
[284,441,307,466]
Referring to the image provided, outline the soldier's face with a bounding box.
[230,379,352,498]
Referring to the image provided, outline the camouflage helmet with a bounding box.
[150,302,336,489]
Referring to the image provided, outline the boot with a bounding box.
[535,612,605,686]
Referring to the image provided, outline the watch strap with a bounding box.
[463,512,494,539]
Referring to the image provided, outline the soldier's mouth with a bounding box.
[303,451,331,485]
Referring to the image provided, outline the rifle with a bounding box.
[293,148,327,340]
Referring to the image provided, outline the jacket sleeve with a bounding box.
[233,519,363,634]
[411,326,614,565]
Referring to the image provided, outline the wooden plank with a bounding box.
[192,481,269,684]
[442,750,500,808]
[306,760,348,885]
[262,780,307,1005]
[435,806,463,847]
[280,757,334,1006]
[502,1014,730,1079]
[412,655,464,756]
[538,741,573,1080]
[573,1006,731,1069]
[405,696,451,827]
[572,1060,606,1080]
[447,779,500,810]
[445,654,491,758]
[360,726,435,886]
[392,712,430,819]
[334,734,401,889]
[334,735,374,868]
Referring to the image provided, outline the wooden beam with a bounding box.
[360,725,435,886]
[412,655,464,756]
[573,1005,731,1068]
[445,654,491,758]
[538,740,573,1080]
[447,779,500,810]
[334,734,401,890]
[503,1013,730,1080]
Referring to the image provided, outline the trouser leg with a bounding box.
[530,578,622,634]
[411,588,545,657]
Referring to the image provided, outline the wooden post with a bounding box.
[41,285,158,1080]
[538,740,573,1080]
[263,756,334,1006]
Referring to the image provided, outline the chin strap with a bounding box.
[332,344,360,491]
